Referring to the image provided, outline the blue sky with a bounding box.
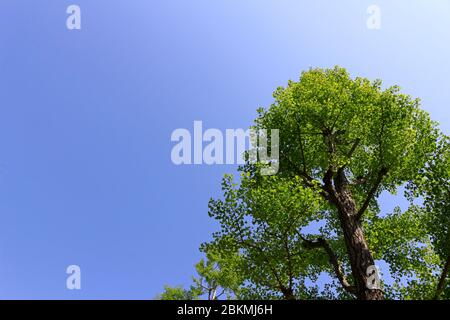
[0,0,449,299]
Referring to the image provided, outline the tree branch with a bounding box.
[355,167,388,221]
[321,167,339,204]
[283,231,294,292]
[300,235,357,295]
[434,255,450,300]
[350,176,368,186]
[323,167,335,191]
[232,221,286,296]
[346,138,361,161]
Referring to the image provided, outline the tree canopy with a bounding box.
[160,67,449,300]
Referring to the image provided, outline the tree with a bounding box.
[161,66,448,300]
[157,252,243,300]
[156,285,201,300]
[247,66,440,299]
[409,137,450,299]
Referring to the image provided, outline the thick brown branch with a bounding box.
[355,167,388,221]
[334,166,350,193]
[300,235,357,295]
[350,176,368,186]
[321,167,339,204]
[347,138,361,160]
[323,168,335,191]
[434,255,450,300]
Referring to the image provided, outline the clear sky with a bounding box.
[0,0,449,299]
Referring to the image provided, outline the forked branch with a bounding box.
[300,235,357,295]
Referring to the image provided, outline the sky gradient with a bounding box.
[0,0,449,299]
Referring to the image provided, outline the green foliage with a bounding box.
[202,172,330,299]
[407,137,450,299]
[256,66,438,193]
[366,206,441,299]
[157,253,243,300]
[156,285,201,300]
[192,251,244,300]
[411,138,450,259]
[160,67,449,300]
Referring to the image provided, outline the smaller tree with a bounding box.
[156,252,242,300]
[156,285,202,300]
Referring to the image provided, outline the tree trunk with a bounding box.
[333,172,384,300]
[338,207,383,300]
[434,255,450,299]
[281,287,296,300]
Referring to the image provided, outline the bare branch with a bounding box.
[300,235,357,295]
